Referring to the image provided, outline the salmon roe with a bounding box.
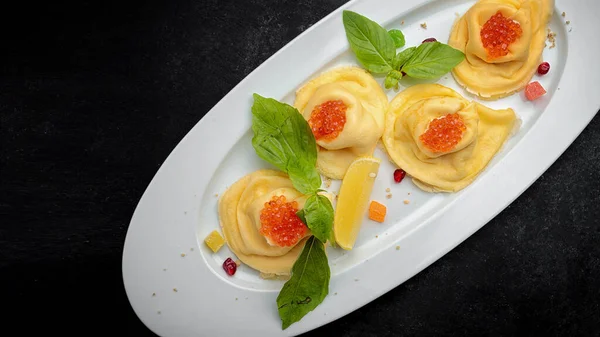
[480,11,523,60]
[419,113,467,153]
[308,100,347,141]
[259,195,307,247]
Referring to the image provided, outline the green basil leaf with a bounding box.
[384,70,403,89]
[251,94,321,194]
[277,236,330,329]
[401,41,465,79]
[302,194,334,243]
[296,209,307,225]
[392,46,416,70]
[388,29,405,48]
[342,10,395,74]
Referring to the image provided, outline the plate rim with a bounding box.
[122,0,600,336]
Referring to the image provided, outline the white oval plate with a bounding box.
[123,0,600,336]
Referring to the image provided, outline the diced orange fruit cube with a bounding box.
[525,81,546,101]
[204,230,225,253]
[368,201,387,223]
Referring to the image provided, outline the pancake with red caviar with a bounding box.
[294,67,388,179]
[382,84,518,192]
[449,0,553,99]
[218,169,311,276]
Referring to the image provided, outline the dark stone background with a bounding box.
[1,0,599,335]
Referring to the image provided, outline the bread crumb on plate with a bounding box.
[547,28,556,49]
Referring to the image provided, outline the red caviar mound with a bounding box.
[259,195,307,247]
[480,11,523,60]
[419,113,467,153]
[308,100,347,141]
[525,81,546,101]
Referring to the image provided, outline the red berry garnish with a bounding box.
[537,62,550,75]
[393,169,406,183]
[422,38,437,43]
[223,257,237,276]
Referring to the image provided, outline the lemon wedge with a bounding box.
[334,156,381,250]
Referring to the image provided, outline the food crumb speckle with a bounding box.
[401,20,405,25]
[566,20,570,25]
[152,293,156,297]
[385,188,391,192]
[235,260,241,267]
[180,253,186,257]
[369,172,377,178]
[214,193,219,198]
[173,288,178,292]
[408,192,411,195]
[334,292,338,295]
[324,178,332,188]
[396,246,400,250]
[403,200,410,204]
[157,311,161,315]
[163,268,167,271]
[190,248,194,251]
[547,29,556,49]
[375,235,379,238]
[386,194,392,199]
[355,278,359,282]
[561,11,566,17]
[184,211,187,215]
[420,22,427,29]
[235,298,238,301]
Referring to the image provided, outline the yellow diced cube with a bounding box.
[204,230,225,253]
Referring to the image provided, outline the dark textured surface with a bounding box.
[1,0,599,336]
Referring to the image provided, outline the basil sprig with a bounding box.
[388,29,405,48]
[251,94,335,329]
[276,236,330,330]
[342,10,395,74]
[401,41,466,79]
[342,10,465,89]
[251,94,334,243]
[251,94,321,195]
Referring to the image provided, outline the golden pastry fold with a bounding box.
[295,67,388,179]
[383,84,518,192]
[449,0,553,99]
[219,170,309,276]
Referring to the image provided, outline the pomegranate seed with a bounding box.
[393,169,406,183]
[537,62,550,75]
[422,37,437,43]
[223,257,237,276]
